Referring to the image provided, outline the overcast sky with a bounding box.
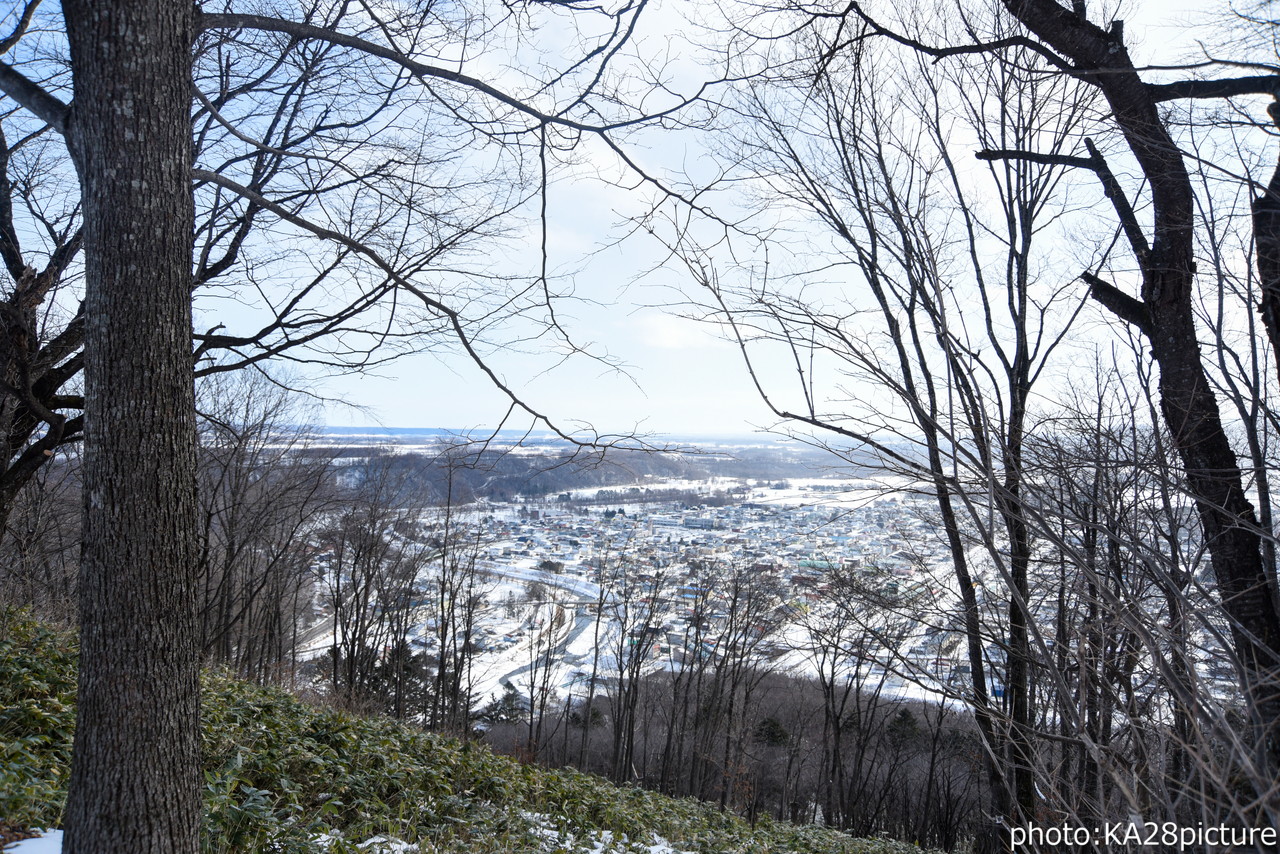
[317,0,1242,440]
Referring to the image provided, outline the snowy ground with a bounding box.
[295,554,622,710]
[8,821,697,853]
[6,832,59,854]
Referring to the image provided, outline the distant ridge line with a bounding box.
[315,426,777,444]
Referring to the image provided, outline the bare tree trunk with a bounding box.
[60,2,200,851]
[1252,99,1280,391]
[1002,0,1280,777]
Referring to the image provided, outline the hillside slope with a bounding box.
[0,612,932,853]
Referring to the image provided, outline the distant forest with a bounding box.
[298,441,883,505]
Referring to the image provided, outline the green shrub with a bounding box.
[0,613,77,829]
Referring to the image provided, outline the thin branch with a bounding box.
[0,0,41,56]
[200,12,590,133]
[200,11,717,137]
[191,85,309,160]
[191,167,625,449]
[978,140,1150,260]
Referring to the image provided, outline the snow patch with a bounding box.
[522,812,695,854]
[5,830,61,853]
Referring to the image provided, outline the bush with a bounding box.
[0,614,76,829]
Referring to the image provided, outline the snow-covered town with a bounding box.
[296,470,997,720]
[292,439,1239,733]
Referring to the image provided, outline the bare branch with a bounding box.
[841,0,1077,75]
[199,12,590,133]
[0,0,41,56]
[0,60,69,132]
[978,138,1150,261]
[1148,74,1280,103]
[1082,271,1150,335]
[975,148,1094,169]
[192,167,628,449]
[1082,137,1150,261]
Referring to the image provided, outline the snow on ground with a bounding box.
[313,831,419,851]
[5,831,60,853]
[295,547,627,711]
[525,813,695,854]
[292,472,972,726]
[8,820,698,853]
[298,561,592,670]
[743,476,914,509]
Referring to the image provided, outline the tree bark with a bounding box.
[1252,99,1280,402]
[60,2,201,852]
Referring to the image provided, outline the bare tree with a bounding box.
[914,2,1280,830]
[518,575,571,760]
[599,553,666,782]
[664,10,1091,836]
[796,568,916,832]
[0,85,82,536]
[683,561,780,810]
[978,0,1280,786]
[195,371,334,683]
[18,3,208,851]
[318,454,430,709]
[421,450,492,735]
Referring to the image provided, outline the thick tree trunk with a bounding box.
[60,2,200,852]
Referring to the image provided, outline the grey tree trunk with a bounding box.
[60,1,201,852]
